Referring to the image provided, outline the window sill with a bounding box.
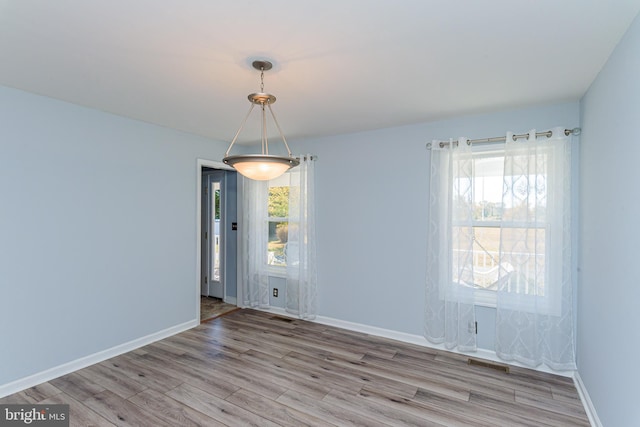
[263,266,287,278]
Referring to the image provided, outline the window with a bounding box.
[426,128,573,356]
[243,156,317,316]
[267,173,290,267]
[453,146,550,306]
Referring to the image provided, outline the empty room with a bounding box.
[1,1,639,426]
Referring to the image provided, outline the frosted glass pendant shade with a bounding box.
[223,154,298,181]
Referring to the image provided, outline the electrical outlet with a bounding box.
[273,288,278,297]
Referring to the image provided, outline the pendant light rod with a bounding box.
[258,61,268,156]
[267,103,294,157]
[224,103,256,157]
[262,102,268,155]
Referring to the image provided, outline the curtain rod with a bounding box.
[427,127,581,149]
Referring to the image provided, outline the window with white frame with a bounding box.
[267,173,290,267]
[454,145,550,306]
[426,128,573,360]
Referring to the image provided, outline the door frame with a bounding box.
[196,159,242,323]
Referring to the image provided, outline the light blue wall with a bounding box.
[0,76,592,397]
[579,12,640,426]
[293,102,580,345]
[0,86,228,385]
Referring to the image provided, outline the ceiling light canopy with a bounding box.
[223,60,299,181]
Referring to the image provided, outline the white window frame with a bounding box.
[453,144,558,314]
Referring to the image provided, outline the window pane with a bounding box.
[499,227,546,296]
[267,221,288,266]
[472,153,504,222]
[452,226,546,296]
[214,187,221,220]
[502,152,548,223]
[268,186,289,218]
[267,173,290,267]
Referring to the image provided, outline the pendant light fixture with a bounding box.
[223,60,299,181]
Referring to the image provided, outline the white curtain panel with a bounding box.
[496,128,575,370]
[285,155,318,319]
[241,178,270,308]
[425,138,478,351]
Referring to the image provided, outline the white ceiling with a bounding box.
[1,1,639,145]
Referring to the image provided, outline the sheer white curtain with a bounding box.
[425,127,576,370]
[496,127,575,370]
[241,178,270,308]
[241,156,317,317]
[425,138,478,351]
[285,155,317,319]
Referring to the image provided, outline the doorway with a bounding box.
[200,166,239,321]
[201,170,223,298]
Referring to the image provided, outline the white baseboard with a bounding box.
[255,306,573,378]
[315,313,574,378]
[260,307,598,421]
[573,372,601,427]
[0,319,198,398]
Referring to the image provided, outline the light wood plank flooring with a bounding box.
[1,309,590,426]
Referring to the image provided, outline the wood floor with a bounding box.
[200,296,238,321]
[1,309,590,426]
